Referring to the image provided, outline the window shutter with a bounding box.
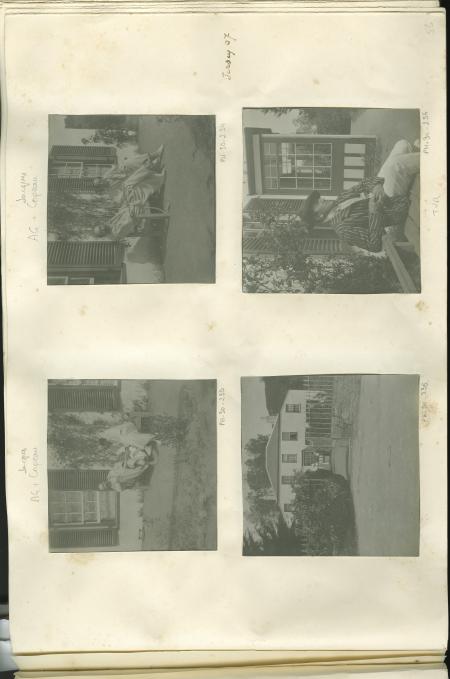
[48,384,121,411]
[48,241,125,268]
[49,145,117,162]
[48,469,109,490]
[49,527,118,550]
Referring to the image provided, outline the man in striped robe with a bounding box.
[301,139,419,253]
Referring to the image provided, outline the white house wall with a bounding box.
[278,390,306,516]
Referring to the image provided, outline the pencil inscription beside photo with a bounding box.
[241,374,420,556]
[243,108,421,293]
[47,379,217,552]
[47,114,216,285]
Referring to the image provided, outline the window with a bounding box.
[262,141,333,191]
[48,276,69,285]
[282,454,298,463]
[282,431,298,441]
[83,164,114,178]
[49,490,101,526]
[284,503,294,512]
[48,276,95,286]
[68,277,95,285]
[285,403,301,413]
[302,449,316,466]
[281,476,295,485]
[49,161,83,178]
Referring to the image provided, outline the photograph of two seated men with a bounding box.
[47,108,420,293]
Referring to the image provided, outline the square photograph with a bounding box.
[47,115,216,284]
[243,108,421,293]
[47,379,217,552]
[241,374,420,556]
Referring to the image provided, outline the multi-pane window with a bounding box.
[281,476,295,485]
[285,403,301,413]
[302,449,316,467]
[49,490,101,525]
[83,164,114,178]
[282,431,298,441]
[263,141,332,191]
[282,454,298,463]
[49,161,83,178]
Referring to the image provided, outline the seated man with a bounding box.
[98,432,161,492]
[299,139,419,253]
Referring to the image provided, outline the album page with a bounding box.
[1,0,447,662]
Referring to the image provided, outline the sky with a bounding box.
[241,378,274,449]
[243,109,300,134]
[48,115,139,166]
[49,115,95,148]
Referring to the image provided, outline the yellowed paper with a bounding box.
[1,0,447,662]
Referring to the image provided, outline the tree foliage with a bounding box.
[244,434,270,492]
[48,412,190,469]
[290,470,357,555]
[65,115,139,131]
[260,108,353,134]
[48,413,122,468]
[81,129,138,147]
[243,515,305,556]
[243,250,402,294]
[47,190,115,240]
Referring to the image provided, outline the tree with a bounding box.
[48,413,123,468]
[293,108,353,135]
[138,414,190,448]
[244,434,270,492]
[81,129,138,147]
[243,250,402,294]
[243,515,306,555]
[260,108,298,117]
[290,470,356,555]
[65,115,139,130]
[47,190,115,241]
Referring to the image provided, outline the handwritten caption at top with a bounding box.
[222,32,236,81]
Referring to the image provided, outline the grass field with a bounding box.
[336,374,420,556]
[137,116,215,283]
[142,380,217,550]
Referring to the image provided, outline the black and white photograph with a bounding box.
[241,374,420,556]
[47,379,217,552]
[243,108,421,293]
[47,115,215,285]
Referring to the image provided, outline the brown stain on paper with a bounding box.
[415,300,428,312]
[69,552,95,565]
[421,400,438,428]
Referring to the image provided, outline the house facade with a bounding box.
[243,127,377,257]
[48,145,118,193]
[47,240,127,285]
[48,380,145,552]
[265,388,333,524]
[48,469,120,551]
[48,380,122,411]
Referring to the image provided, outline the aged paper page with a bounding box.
[1,2,447,659]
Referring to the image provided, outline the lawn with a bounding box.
[347,374,420,556]
[137,116,216,283]
[142,380,217,550]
